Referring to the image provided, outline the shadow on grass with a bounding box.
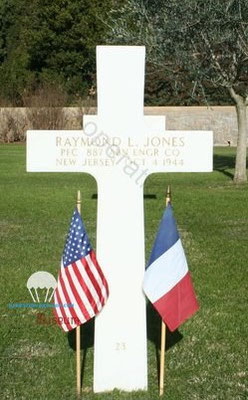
[147,303,183,383]
[213,153,235,179]
[66,304,183,388]
[67,318,94,387]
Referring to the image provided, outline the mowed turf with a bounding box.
[0,144,247,400]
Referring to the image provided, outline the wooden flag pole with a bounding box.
[159,185,171,396]
[159,321,166,396]
[76,190,81,397]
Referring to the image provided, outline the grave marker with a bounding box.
[27,46,213,392]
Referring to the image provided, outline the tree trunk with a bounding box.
[229,88,247,183]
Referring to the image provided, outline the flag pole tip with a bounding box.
[166,185,171,203]
[77,190,81,203]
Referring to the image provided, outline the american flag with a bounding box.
[53,208,109,331]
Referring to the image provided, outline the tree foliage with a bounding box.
[105,0,248,105]
[105,0,248,182]
[0,0,112,104]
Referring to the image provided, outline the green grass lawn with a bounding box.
[0,144,247,400]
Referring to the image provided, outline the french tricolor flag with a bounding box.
[143,203,199,332]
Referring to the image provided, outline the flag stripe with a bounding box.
[57,274,79,327]
[143,238,188,302]
[148,204,179,265]
[90,251,109,297]
[80,256,106,307]
[53,292,69,332]
[153,271,199,331]
[67,264,95,318]
[56,277,77,329]
[60,263,87,324]
[86,252,108,301]
[64,264,91,321]
[75,259,104,312]
[54,288,73,331]
[73,260,100,314]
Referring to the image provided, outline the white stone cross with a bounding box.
[26,46,213,393]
